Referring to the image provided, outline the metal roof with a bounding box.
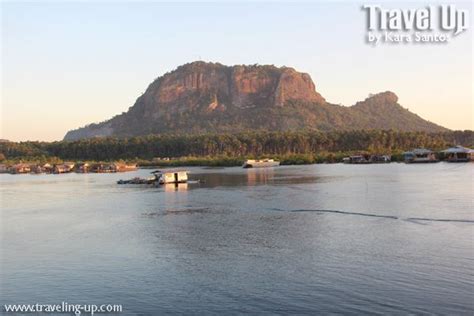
[441,146,474,154]
[403,148,433,155]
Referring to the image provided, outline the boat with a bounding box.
[242,159,280,168]
[403,148,438,163]
[342,155,370,164]
[117,170,189,185]
[117,177,155,185]
[154,170,189,184]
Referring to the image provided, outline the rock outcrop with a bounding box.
[64,62,447,140]
[142,62,324,111]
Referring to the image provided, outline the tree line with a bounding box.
[1,130,472,162]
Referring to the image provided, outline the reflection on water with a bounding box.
[1,163,473,315]
[163,182,188,192]
[246,168,274,185]
[190,167,322,189]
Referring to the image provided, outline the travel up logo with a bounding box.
[363,4,469,45]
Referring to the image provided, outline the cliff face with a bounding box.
[64,62,446,140]
[141,62,324,112]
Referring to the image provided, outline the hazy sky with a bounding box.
[1,1,472,141]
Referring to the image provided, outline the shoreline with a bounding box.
[1,159,471,176]
[1,148,472,175]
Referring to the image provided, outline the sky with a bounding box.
[1,1,472,141]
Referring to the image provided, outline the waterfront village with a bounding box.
[0,161,138,175]
[342,145,473,164]
[0,146,472,175]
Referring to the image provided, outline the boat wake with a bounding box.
[406,217,474,223]
[272,208,398,219]
[142,207,212,217]
[271,208,474,223]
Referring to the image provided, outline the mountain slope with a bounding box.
[64,62,447,140]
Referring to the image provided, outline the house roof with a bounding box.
[441,145,474,154]
[13,163,31,168]
[404,148,433,155]
[151,169,189,174]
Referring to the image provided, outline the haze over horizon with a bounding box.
[1,1,472,142]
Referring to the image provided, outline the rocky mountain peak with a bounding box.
[143,61,325,110]
[63,62,447,141]
[367,91,398,103]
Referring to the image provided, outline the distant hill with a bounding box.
[64,61,447,140]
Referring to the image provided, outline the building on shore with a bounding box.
[112,163,138,172]
[342,155,369,164]
[41,163,53,173]
[0,164,9,173]
[30,164,44,174]
[9,163,31,174]
[441,146,474,162]
[90,163,116,173]
[403,148,438,163]
[75,162,90,173]
[53,163,75,174]
[342,154,391,164]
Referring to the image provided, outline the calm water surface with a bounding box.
[1,163,473,314]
